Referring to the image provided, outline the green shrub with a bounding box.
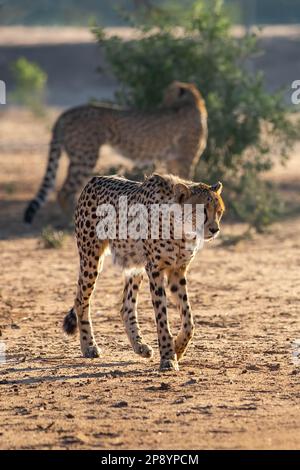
[10,57,47,116]
[40,226,66,249]
[228,172,284,232]
[94,0,298,230]
[3,182,16,195]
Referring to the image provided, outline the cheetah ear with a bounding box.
[210,181,223,195]
[174,183,191,203]
[178,86,186,97]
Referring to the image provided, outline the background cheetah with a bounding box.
[24,81,207,224]
[63,173,224,371]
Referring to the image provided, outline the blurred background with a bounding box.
[0,0,300,105]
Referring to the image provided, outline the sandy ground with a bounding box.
[0,108,300,450]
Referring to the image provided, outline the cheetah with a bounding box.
[24,81,207,224]
[63,173,224,371]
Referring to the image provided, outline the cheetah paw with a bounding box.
[134,342,153,359]
[83,345,101,358]
[175,349,185,361]
[159,359,179,372]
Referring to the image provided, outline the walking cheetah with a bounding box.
[63,173,224,371]
[24,81,207,224]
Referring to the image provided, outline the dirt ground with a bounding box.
[0,108,300,450]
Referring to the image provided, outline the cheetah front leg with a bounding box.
[168,269,195,361]
[146,264,179,372]
[121,272,153,359]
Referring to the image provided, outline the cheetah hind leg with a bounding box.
[57,188,77,221]
[58,152,98,220]
[120,272,153,359]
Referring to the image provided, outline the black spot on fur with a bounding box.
[156,287,163,297]
[63,308,78,335]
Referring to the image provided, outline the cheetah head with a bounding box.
[162,81,204,109]
[174,180,225,242]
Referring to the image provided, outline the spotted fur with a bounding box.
[24,82,207,224]
[63,173,224,371]
[63,308,78,335]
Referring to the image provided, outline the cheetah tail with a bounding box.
[23,122,63,224]
[63,307,78,335]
